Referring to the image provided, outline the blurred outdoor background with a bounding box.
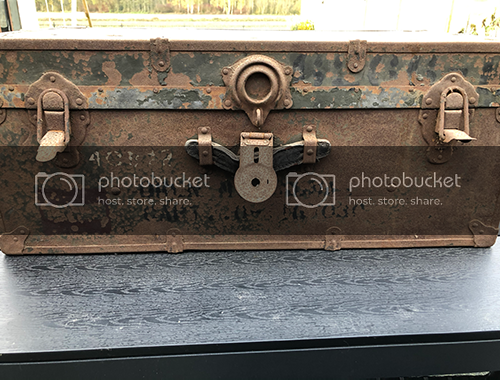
[2,0,500,36]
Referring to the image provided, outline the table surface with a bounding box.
[1,242,500,355]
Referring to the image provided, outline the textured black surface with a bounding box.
[1,243,500,355]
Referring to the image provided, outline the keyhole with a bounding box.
[254,147,259,163]
[251,178,260,187]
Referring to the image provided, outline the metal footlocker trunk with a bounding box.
[0,29,500,255]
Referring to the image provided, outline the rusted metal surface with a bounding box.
[0,31,499,254]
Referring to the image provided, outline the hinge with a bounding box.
[198,127,213,166]
[0,226,29,254]
[166,228,184,253]
[347,40,367,73]
[302,125,318,164]
[469,220,499,248]
[325,227,342,251]
[150,38,171,73]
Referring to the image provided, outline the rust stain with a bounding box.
[380,70,410,87]
[326,72,333,78]
[344,74,356,83]
[326,53,336,60]
[102,61,122,86]
[5,52,17,63]
[73,52,91,64]
[167,70,195,87]
[196,74,201,83]
[12,97,24,107]
[129,70,157,87]
[375,62,385,73]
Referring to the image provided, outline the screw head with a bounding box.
[80,114,85,120]
[469,97,476,104]
[284,99,291,106]
[425,98,432,105]
[50,76,56,82]
[8,85,14,91]
[353,62,359,68]
[158,60,165,67]
[27,97,35,105]
[422,113,428,119]
[451,76,456,82]
[224,99,232,107]
[201,127,208,134]
[306,126,313,132]
[222,68,229,75]
[76,98,83,106]
[284,67,292,75]
[306,149,314,155]
[437,154,443,160]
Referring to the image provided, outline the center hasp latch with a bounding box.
[185,125,331,203]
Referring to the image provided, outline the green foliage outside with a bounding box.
[291,20,314,30]
[36,0,301,15]
[458,10,499,36]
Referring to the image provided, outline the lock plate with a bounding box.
[234,132,277,203]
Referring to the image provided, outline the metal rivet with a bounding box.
[201,127,208,134]
[451,76,456,82]
[71,225,79,232]
[202,151,208,156]
[306,126,313,132]
[472,222,479,228]
[303,88,309,93]
[437,154,443,160]
[19,230,25,234]
[409,88,414,93]
[158,61,165,67]
[353,62,359,68]
[306,149,314,155]
[425,98,432,105]
[284,99,290,106]
[284,67,292,75]
[416,74,424,81]
[206,87,212,94]
[27,98,35,105]
[80,114,85,120]
[13,237,18,242]
[8,86,14,91]
[111,187,121,195]
[98,88,103,93]
[153,88,159,94]
[469,97,476,104]
[50,76,56,82]
[422,113,428,119]
[76,98,83,106]
[354,88,360,93]
[222,68,229,75]
[62,158,69,163]
[479,229,485,234]
[224,99,232,107]
[172,232,176,237]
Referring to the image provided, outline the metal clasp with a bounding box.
[436,86,475,144]
[36,89,71,163]
[234,132,277,203]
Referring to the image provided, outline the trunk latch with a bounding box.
[234,132,277,203]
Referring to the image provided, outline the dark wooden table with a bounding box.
[1,243,500,379]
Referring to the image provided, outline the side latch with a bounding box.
[418,73,478,164]
[26,72,90,167]
[234,132,278,203]
[347,40,367,73]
